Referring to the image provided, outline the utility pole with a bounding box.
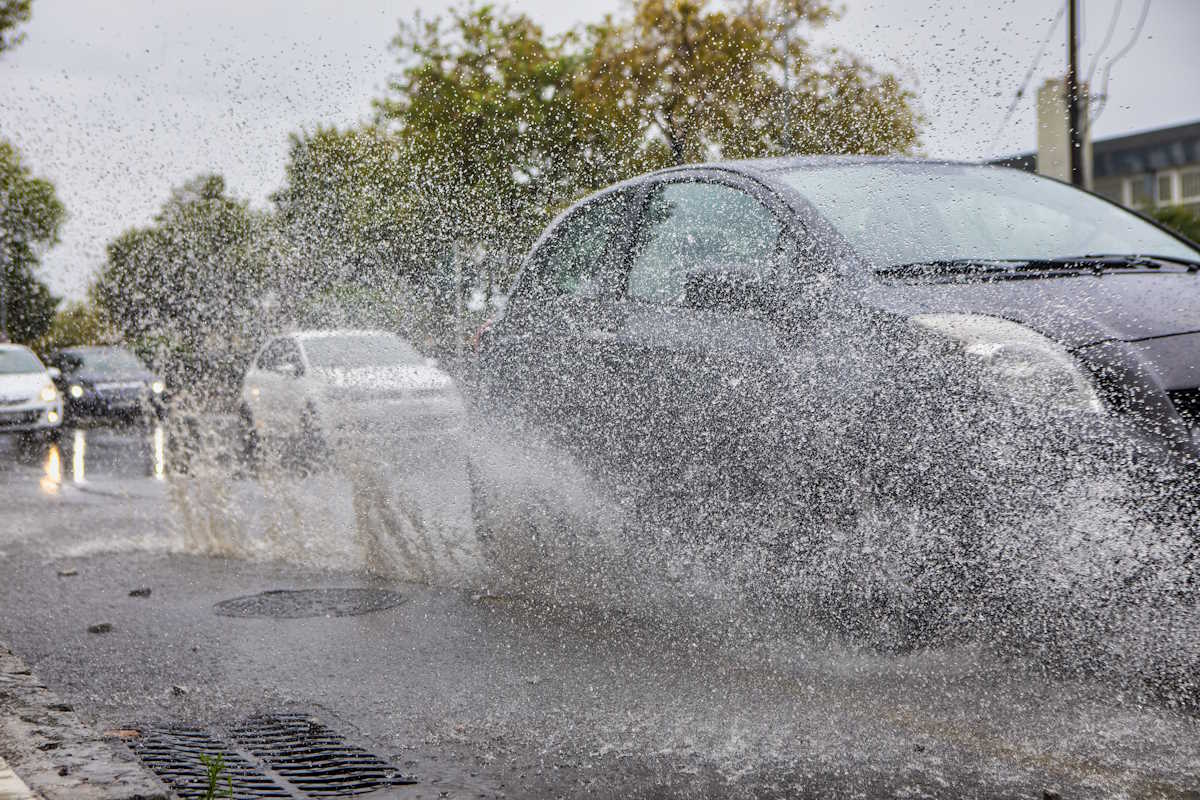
[0,244,7,343]
[1065,0,1085,187]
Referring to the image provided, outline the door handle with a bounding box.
[584,328,620,342]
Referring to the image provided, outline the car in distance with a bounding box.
[47,346,165,422]
[0,344,63,437]
[474,157,1200,522]
[239,330,464,457]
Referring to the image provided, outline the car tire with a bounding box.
[237,404,261,474]
[294,402,328,474]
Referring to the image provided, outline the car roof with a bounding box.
[288,329,402,341]
[0,343,34,353]
[581,155,991,203]
[639,154,984,182]
[58,345,126,354]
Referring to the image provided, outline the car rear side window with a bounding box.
[627,181,782,306]
[257,339,295,372]
[527,192,628,299]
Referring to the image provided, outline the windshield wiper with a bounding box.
[1072,253,1200,272]
[878,254,1200,277]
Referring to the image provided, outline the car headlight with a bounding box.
[911,313,1102,414]
[39,384,58,403]
[69,384,84,399]
[151,380,165,394]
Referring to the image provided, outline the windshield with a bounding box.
[778,163,1200,268]
[0,348,44,375]
[76,348,146,373]
[301,334,422,369]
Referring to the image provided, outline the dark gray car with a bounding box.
[474,158,1200,629]
[48,346,165,422]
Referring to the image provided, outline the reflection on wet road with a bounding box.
[0,423,168,496]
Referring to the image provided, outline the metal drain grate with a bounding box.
[129,716,416,799]
[231,714,416,797]
[131,726,292,799]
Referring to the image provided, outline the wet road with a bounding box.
[1,425,1199,799]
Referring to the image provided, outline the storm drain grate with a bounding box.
[131,726,292,799]
[129,716,416,799]
[231,714,415,797]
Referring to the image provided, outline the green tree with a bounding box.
[32,298,117,355]
[0,0,32,55]
[0,138,64,344]
[93,174,272,403]
[578,0,918,163]
[1150,204,1200,245]
[376,6,588,286]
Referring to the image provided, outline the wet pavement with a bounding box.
[2,425,1200,799]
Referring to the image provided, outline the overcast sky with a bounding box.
[2,0,1198,299]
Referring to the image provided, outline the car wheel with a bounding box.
[466,457,494,544]
[237,404,261,474]
[294,402,328,474]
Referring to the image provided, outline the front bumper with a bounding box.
[0,399,63,433]
[66,386,162,419]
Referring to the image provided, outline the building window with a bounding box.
[1181,169,1200,203]
[1157,173,1174,206]
[1129,174,1154,208]
[1093,177,1123,204]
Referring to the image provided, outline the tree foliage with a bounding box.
[0,0,31,55]
[1150,204,1200,246]
[93,174,272,400]
[0,138,64,344]
[32,298,118,356]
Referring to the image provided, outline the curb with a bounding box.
[0,642,170,800]
[0,755,36,800]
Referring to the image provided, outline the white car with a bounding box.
[239,330,464,455]
[0,344,64,437]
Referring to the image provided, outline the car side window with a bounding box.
[279,340,305,374]
[527,192,627,299]
[627,181,782,306]
[256,340,285,371]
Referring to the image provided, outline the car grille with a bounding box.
[1167,388,1200,426]
[0,410,40,428]
[95,382,145,402]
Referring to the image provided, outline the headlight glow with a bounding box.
[39,384,58,403]
[911,313,1103,414]
[151,380,165,394]
[69,384,84,399]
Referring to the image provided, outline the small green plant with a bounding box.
[198,752,233,800]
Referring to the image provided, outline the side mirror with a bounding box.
[684,267,777,312]
[46,367,61,380]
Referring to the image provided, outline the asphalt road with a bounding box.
[1,424,1199,799]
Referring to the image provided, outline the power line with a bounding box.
[986,5,1067,153]
[1091,0,1151,124]
[1085,0,1123,87]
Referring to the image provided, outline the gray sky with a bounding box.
[2,0,1198,299]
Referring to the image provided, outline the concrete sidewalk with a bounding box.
[0,756,36,800]
[0,643,168,800]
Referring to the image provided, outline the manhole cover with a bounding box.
[213,589,405,619]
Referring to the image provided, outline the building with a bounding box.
[993,79,1200,214]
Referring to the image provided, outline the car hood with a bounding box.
[861,270,1200,348]
[0,372,52,398]
[313,365,455,393]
